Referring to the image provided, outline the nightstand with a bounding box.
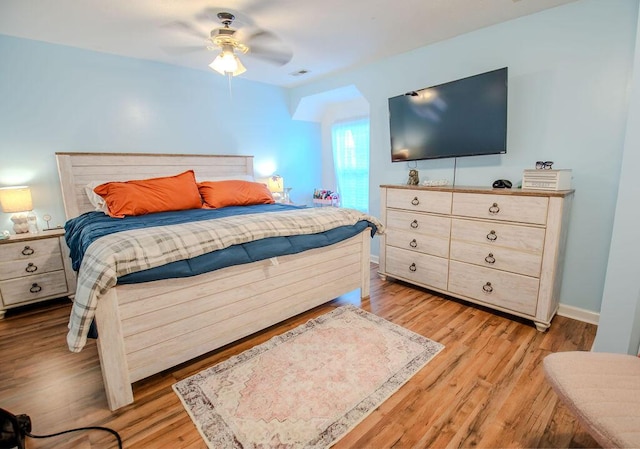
[0,229,76,318]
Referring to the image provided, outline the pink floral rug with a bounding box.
[173,305,444,448]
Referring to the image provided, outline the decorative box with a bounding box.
[522,169,572,191]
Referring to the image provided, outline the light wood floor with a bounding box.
[0,264,599,449]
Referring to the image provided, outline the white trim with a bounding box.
[370,254,379,264]
[557,303,599,325]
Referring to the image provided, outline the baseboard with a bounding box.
[557,303,599,325]
[370,255,379,264]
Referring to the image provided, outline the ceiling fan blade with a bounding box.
[244,29,293,66]
[161,45,207,55]
[194,7,219,23]
[245,29,280,45]
[248,45,293,66]
[162,20,208,40]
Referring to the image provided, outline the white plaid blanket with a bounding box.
[67,207,383,352]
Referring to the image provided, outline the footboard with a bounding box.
[95,228,371,410]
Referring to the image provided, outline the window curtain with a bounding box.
[331,118,370,212]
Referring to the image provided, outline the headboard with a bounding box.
[55,152,254,219]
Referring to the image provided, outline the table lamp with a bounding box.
[267,175,284,202]
[0,186,33,234]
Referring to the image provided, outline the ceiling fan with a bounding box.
[169,11,292,77]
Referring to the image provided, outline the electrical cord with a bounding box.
[25,426,123,448]
[1,408,123,449]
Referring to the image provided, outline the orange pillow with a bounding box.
[198,180,275,208]
[94,170,202,218]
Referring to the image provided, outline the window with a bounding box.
[331,118,370,212]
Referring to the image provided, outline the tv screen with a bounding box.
[389,67,508,162]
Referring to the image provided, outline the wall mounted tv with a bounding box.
[389,67,508,162]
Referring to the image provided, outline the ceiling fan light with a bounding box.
[209,49,246,77]
[209,52,235,74]
[233,56,246,75]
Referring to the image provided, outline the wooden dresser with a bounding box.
[0,229,75,318]
[379,185,574,331]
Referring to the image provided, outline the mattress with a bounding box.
[65,203,379,284]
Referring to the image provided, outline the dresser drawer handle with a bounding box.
[410,220,419,229]
[411,197,420,206]
[484,253,496,264]
[409,263,417,272]
[22,246,35,256]
[29,283,42,294]
[25,263,38,273]
[486,230,497,241]
[489,203,500,214]
[482,282,493,293]
[409,239,418,248]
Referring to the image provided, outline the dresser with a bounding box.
[0,229,76,318]
[379,185,574,331]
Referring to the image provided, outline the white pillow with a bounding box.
[85,181,109,213]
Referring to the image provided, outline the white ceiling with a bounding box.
[0,0,580,87]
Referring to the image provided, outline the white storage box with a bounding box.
[522,169,572,191]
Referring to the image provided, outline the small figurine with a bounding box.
[407,169,420,185]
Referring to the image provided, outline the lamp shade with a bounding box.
[209,46,247,77]
[0,186,33,213]
[267,175,284,194]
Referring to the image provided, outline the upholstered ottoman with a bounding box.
[544,351,640,448]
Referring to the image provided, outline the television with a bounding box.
[389,67,508,162]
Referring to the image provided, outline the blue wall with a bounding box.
[0,34,321,229]
[1,0,638,321]
[593,1,640,354]
[290,0,639,315]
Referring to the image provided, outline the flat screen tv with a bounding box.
[389,67,508,162]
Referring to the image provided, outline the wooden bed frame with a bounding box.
[55,152,372,411]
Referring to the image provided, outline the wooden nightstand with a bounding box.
[0,228,76,318]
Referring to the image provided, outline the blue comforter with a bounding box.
[65,204,376,284]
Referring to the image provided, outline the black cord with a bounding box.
[26,426,123,449]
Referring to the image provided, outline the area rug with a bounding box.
[173,305,444,448]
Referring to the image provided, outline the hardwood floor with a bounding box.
[0,264,599,449]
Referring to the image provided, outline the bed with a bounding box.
[56,152,379,411]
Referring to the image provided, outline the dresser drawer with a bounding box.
[450,241,542,277]
[0,252,65,280]
[0,238,61,262]
[452,193,548,225]
[386,229,450,258]
[387,189,452,215]
[0,271,69,306]
[387,209,450,247]
[450,218,545,253]
[385,246,448,291]
[448,260,539,316]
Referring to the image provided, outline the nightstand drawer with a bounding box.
[385,246,448,291]
[452,193,548,225]
[0,238,61,262]
[448,260,539,316]
[0,271,69,306]
[0,253,65,280]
